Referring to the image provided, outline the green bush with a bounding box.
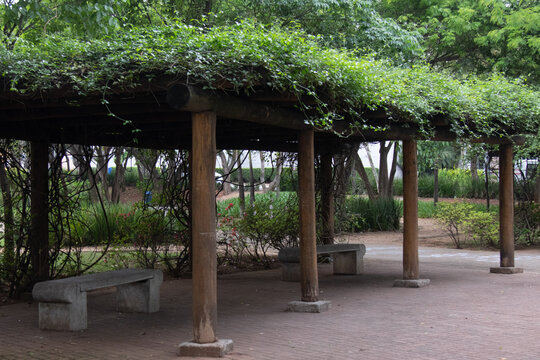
[279,168,298,192]
[515,202,540,246]
[462,211,499,247]
[435,202,499,248]
[337,197,402,232]
[217,192,299,267]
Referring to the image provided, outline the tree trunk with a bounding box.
[217,151,232,195]
[471,154,479,181]
[378,141,391,198]
[535,172,540,203]
[95,146,112,202]
[248,151,255,207]
[485,154,491,211]
[111,147,125,204]
[259,151,266,192]
[236,151,245,213]
[133,149,160,189]
[365,144,378,186]
[266,152,284,196]
[434,167,439,205]
[0,160,14,274]
[352,152,377,200]
[386,141,398,198]
[333,153,355,201]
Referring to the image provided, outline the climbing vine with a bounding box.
[0,21,538,138]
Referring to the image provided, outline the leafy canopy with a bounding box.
[378,0,540,83]
[1,21,538,139]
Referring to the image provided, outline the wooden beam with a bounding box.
[167,84,310,130]
[298,129,319,302]
[402,139,419,280]
[499,144,515,267]
[30,141,49,282]
[191,111,218,344]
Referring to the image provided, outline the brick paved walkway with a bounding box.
[1,246,540,360]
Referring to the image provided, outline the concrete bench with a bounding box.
[278,244,366,282]
[32,268,163,331]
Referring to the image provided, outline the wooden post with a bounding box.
[30,141,49,283]
[191,111,217,344]
[320,153,334,245]
[499,144,514,268]
[402,140,419,280]
[298,130,319,302]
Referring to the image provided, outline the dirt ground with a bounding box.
[336,217,454,248]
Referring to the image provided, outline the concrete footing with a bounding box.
[393,279,431,288]
[177,339,233,358]
[490,267,524,274]
[287,300,331,313]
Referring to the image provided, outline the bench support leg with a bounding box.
[117,275,162,313]
[38,292,87,331]
[332,252,364,275]
[281,263,301,282]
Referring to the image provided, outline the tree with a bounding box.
[213,0,422,62]
[378,0,540,82]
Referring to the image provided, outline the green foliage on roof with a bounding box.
[1,21,538,139]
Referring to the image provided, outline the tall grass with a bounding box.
[72,202,134,246]
[394,168,499,199]
[338,197,402,232]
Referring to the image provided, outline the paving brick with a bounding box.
[1,247,540,359]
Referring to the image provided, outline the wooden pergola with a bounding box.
[0,82,523,356]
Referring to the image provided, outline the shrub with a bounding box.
[462,211,499,247]
[434,202,474,249]
[515,202,540,246]
[435,202,499,248]
[217,192,299,267]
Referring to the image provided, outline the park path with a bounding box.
[1,240,540,359]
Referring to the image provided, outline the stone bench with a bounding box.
[278,244,366,282]
[32,268,163,331]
